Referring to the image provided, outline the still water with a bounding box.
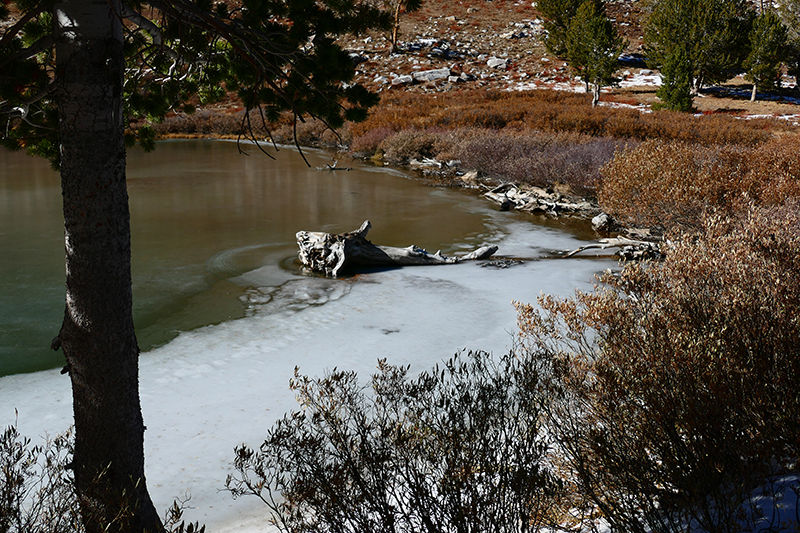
[1,140,518,377]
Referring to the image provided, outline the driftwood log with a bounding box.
[484,183,599,217]
[296,220,498,276]
[563,237,663,261]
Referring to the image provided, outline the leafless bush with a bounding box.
[227,351,563,533]
[600,137,800,232]
[453,131,633,195]
[516,203,800,532]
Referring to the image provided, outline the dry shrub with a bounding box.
[227,351,562,533]
[348,89,777,149]
[452,130,634,195]
[517,203,800,532]
[599,136,800,231]
[378,129,454,164]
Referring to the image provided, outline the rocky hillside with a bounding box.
[336,0,800,117]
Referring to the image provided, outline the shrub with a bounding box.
[452,130,633,195]
[1,422,205,533]
[378,129,453,163]
[599,137,800,231]
[516,203,800,532]
[226,351,563,533]
[1,424,80,533]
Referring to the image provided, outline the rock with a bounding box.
[412,68,451,82]
[592,212,615,232]
[391,75,414,85]
[457,170,480,186]
[374,75,389,85]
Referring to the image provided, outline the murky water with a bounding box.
[1,140,506,376]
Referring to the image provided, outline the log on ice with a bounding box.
[296,220,498,276]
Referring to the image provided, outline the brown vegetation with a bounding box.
[600,135,800,231]
[516,202,800,532]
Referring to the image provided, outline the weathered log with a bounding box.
[563,237,663,260]
[484,184,598,217]
[296,220,498,276]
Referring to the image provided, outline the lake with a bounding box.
[0,140,615,530]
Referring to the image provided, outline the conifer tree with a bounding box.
[777,0,800,86]
[0,1,391,531]
[536,0,596,57]
[645,0,754,110]
[744,10,789,101]
[565,0,624,107]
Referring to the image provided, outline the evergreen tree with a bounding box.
[645,0,755,109]
[0,1,391,531]
[565,0,624,107]
[744,10,789,101]
[656,45,694,111]
[777,0,800,86]
[536,0,596,57]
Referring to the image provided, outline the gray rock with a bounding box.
[391,75,414,85]
[592,212,614,232]
[486,57,507,69]
[412,68,451,82]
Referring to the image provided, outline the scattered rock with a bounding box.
[486,57,508,69]
[413,68,451,82]
[592,212,615,232]
[391,75,414,85]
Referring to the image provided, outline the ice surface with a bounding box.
[0,220,616,532]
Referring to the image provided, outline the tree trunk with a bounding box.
[751,83,758,102]
[591,83,600,107]
[54,0,162,530]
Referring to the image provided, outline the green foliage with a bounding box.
[655,45,694,111]
[227,351,563,533]
[744,10,789,95]
[565,1,624,105]
[535,0,593,57]
[0,0,393,165]
[778,0,800,80]
[645,0,755,109]
[516,203,800,532]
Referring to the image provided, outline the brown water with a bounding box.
[0,140,495,376]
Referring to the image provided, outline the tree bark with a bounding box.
[54,0,162,530]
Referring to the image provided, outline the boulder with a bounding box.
[412,68,451,82]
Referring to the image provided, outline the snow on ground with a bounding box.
[0,219,616,532]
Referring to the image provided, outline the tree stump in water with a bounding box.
[296,220,498,276]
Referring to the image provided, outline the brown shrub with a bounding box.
[517,203,800,532]
[599,136,800,231]
[452,130,634,195]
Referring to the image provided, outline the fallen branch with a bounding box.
[564,237,663,260]
[296,220,498,276]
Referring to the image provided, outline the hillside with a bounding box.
[336,0,799,119]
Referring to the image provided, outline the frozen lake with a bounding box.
[0,140,616,530]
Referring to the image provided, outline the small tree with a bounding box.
[536,0,593,57]
[565,1,624,107]
[655,45,694,111]
[367,0,424,52]
[777,0,800,87]
[645,0,755,109]
[744,10,789,101]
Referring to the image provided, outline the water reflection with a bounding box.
[0,140,494,376]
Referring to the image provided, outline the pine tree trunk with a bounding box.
[592,84,600,107]
[751,83,758,102]
[54,0,162,530]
